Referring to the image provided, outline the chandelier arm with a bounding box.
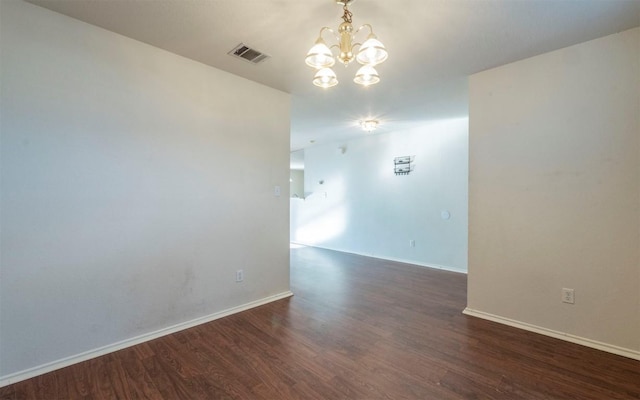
[318,26,340,43]
[355,24,375,36]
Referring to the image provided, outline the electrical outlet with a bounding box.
[562,288,574,304]
[409,239,415,247]
[236,269,244,283]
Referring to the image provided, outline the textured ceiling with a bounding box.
[25,0,640,151]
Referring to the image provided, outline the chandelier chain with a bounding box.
[342,4,353,23]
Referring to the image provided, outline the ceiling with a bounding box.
[26,0,640,152]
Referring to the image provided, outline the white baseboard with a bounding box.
[463,308,640,361]
[291,243,467,274]
[371,254,467,274]
[0,291,294,388]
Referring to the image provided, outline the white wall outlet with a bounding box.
[274,185,281,197]
[236,269,244,283]
[562,288,574,304]
[409,239,415,247]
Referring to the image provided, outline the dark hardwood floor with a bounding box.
[2,246,639,399]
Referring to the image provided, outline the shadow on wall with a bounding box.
[290,116,469,271]
[291,172,347,245]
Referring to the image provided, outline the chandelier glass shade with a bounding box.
[306,0,388,88]
[313,67,339,88]
[305,38,335,69]
[356,35,388,65]
[353,65,379,86]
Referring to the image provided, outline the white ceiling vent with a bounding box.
[228,43,270,64]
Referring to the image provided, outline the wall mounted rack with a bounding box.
[394,156,415,175]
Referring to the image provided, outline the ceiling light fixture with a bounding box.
[360,120,379,132]
[306,0,388,88]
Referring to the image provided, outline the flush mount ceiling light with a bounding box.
[306,0,388,88]
[360,119,379,132]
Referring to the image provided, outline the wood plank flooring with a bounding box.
[2,246,639,399]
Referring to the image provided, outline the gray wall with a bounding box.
[467,27,639,358]
[0,0,291,381]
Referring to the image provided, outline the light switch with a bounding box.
[274,185,281,197]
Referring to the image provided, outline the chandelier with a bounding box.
[305,0,388,88]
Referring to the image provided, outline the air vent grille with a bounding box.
[228,43,270,64]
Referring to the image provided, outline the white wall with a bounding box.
[290,169,304,198]
[291,119,468,272]
[0,0,291,382]
[467,28,639,359]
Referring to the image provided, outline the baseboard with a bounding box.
[0,291,294,388]
[292,243,467,274]
[463,308,640,361]
[372,254,467,274]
